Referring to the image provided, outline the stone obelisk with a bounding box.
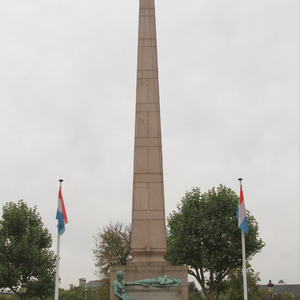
[130,0,166,263]
[110,0,188,299]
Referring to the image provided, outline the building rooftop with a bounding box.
[85,280,103,289]
[260,282,300,296]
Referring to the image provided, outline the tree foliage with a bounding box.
[258,288,269,300]
[93,221,132,278]
[274,293,294,300]
[0,295,18,300]
[188,281,204,300]
[96,278,110,300]
[0,200,56,299]
[166,185,265,300]
[220,264,261,300]
[45,286,100,300]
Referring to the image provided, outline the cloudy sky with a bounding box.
[0,0,299,290]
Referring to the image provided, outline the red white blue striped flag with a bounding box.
[237,184,249,234]
[56,186,68,235]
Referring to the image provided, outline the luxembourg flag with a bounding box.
[237,184,249,234]
[56,186,68,235]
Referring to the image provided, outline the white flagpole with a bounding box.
[239,178,248,300]
[55,179,63,300]
[55,233,60,300]
[241,230,248,300]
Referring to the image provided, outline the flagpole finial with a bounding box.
[59,179,63,188]
[238,178,243,186]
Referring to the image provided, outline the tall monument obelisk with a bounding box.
[110,0,188,298]
[131,0,166,263]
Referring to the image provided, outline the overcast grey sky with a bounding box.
[0,0,299,290]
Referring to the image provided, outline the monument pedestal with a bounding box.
[110,262,188,300]
[125,286,182,300]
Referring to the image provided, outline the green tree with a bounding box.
[0,295,18,300]
[0,200,56,299]
[258,288,269,300]
[45,286,100,300]
[97,278,110,300]
[166,185,265,300]
[295,290,300,300]
[276,292,294,300]
[0,293,18,300]
[189,281,204,299]
[220,264,261,300]
[93,221,132,278]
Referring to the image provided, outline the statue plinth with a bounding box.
[110,263,188,300]
[125,286,182,300]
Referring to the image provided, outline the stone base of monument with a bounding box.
[125,286,181,300]
[110,262,188,300]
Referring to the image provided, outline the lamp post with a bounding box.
[21,283,27,300]
[267,280,274,299]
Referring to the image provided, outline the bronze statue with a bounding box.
[113,271,182,299]
[131,275,181,288]
[112,271,135,300]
